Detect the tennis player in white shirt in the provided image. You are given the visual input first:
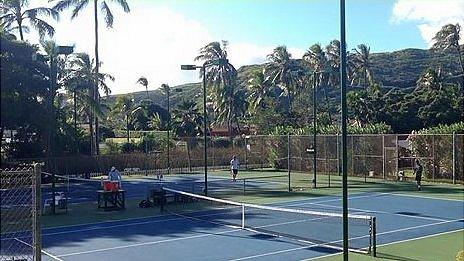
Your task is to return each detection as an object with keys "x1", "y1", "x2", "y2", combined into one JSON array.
[{"x1": 230, "y1": 155, "x2": 239, "y2": 181}]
